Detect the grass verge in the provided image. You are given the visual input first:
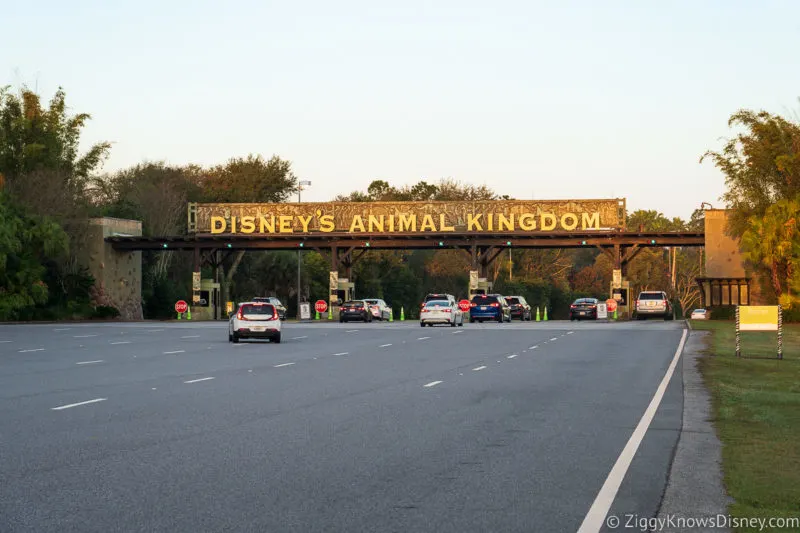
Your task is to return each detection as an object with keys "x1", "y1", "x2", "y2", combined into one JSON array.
[{"x1": 692, "y1": 320, "x2": 800, "y2": 532}]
